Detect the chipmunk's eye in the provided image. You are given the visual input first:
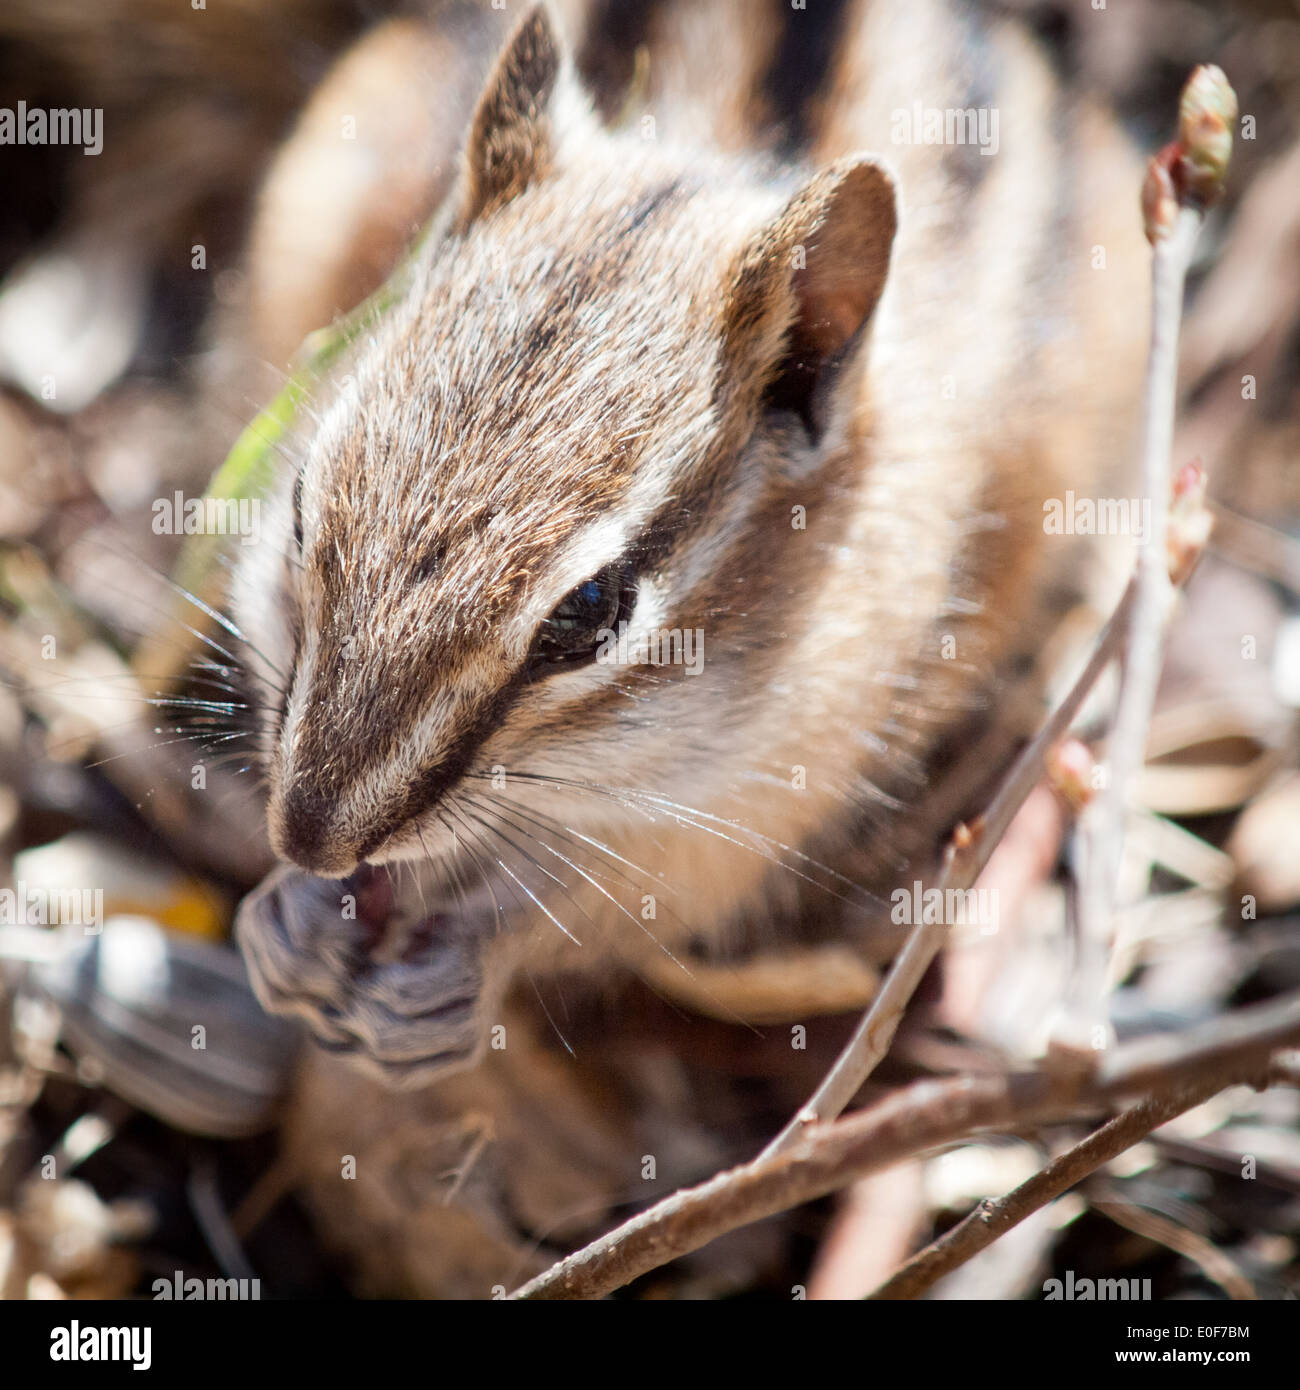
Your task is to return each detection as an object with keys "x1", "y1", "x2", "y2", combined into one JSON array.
[{"x1": 533, "y1": 565, "x2": 627, "y2": 667}]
